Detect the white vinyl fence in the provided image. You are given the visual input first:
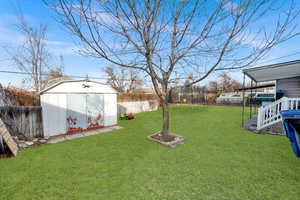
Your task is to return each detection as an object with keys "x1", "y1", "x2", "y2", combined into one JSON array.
[{"x1": 118, "y1": 100, "x2": 159, "y2": 114}]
